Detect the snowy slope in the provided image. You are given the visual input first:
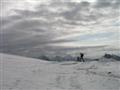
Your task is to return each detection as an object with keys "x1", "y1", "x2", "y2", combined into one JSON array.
[{"x1": 0, "y1": 53, "x2": 120, "y2": 90}]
